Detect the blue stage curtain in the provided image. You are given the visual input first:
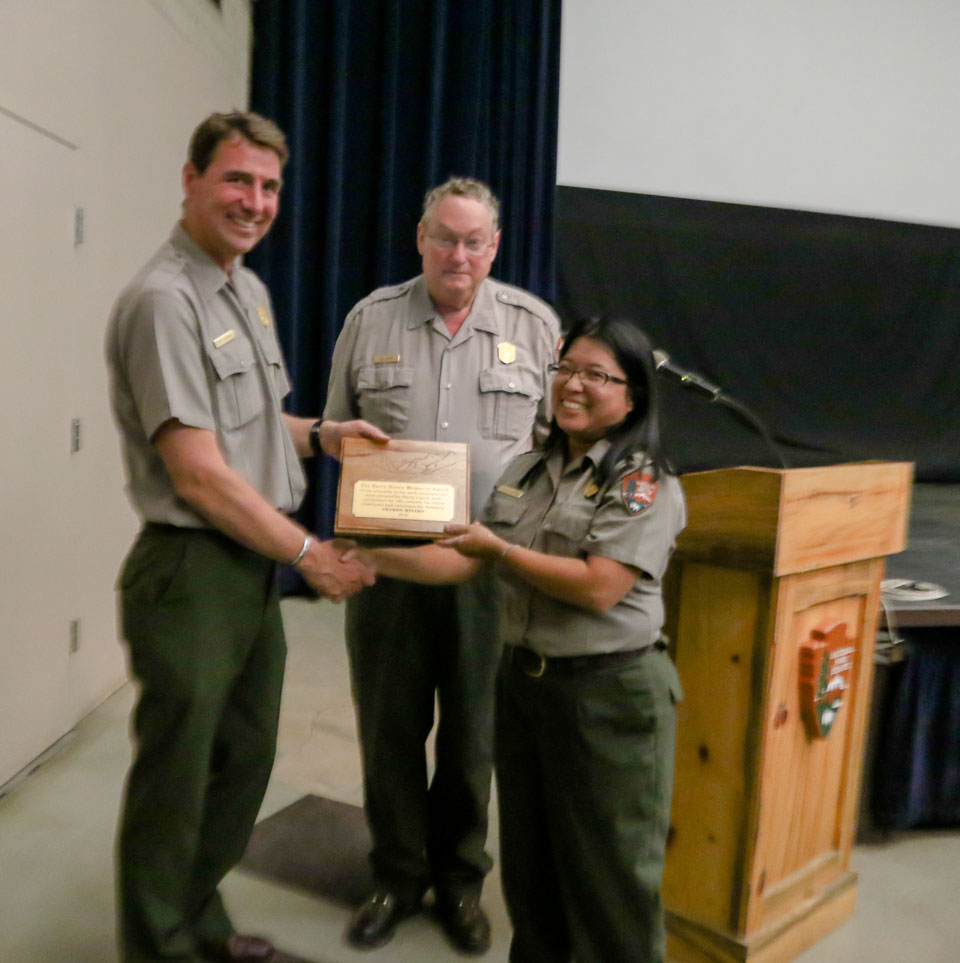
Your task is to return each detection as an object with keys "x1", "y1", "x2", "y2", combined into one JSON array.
[
  {"x1": 873, "y1": 631, "x2": 960, "y2": 828},
  {"x1": 247, "y1": 0, "x2": 562, "y2": 546}
]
